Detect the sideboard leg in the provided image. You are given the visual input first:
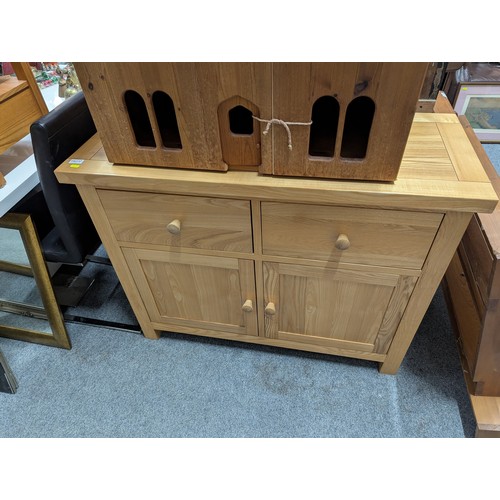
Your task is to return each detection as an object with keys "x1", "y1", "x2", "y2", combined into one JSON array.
[{"x1": 379, "y1": 211, "x2": 472, "y2": 374}]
